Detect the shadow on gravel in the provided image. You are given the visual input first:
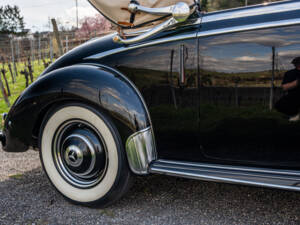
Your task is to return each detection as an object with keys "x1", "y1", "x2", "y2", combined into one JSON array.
[{"x1": 1, "y1": 168, "x2": 300, "y2": 224}]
